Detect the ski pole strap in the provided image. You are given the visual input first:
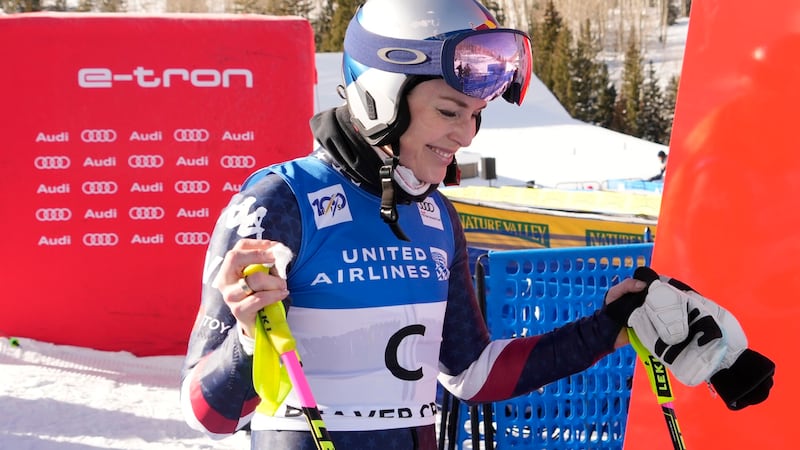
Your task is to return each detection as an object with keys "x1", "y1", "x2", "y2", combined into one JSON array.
[
  {"x1": 253, "y1": 300, "x2": 294, "y2": 416},
  {"x1": 246, "y1": 263, "x2": 296, "y2": 416}
]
